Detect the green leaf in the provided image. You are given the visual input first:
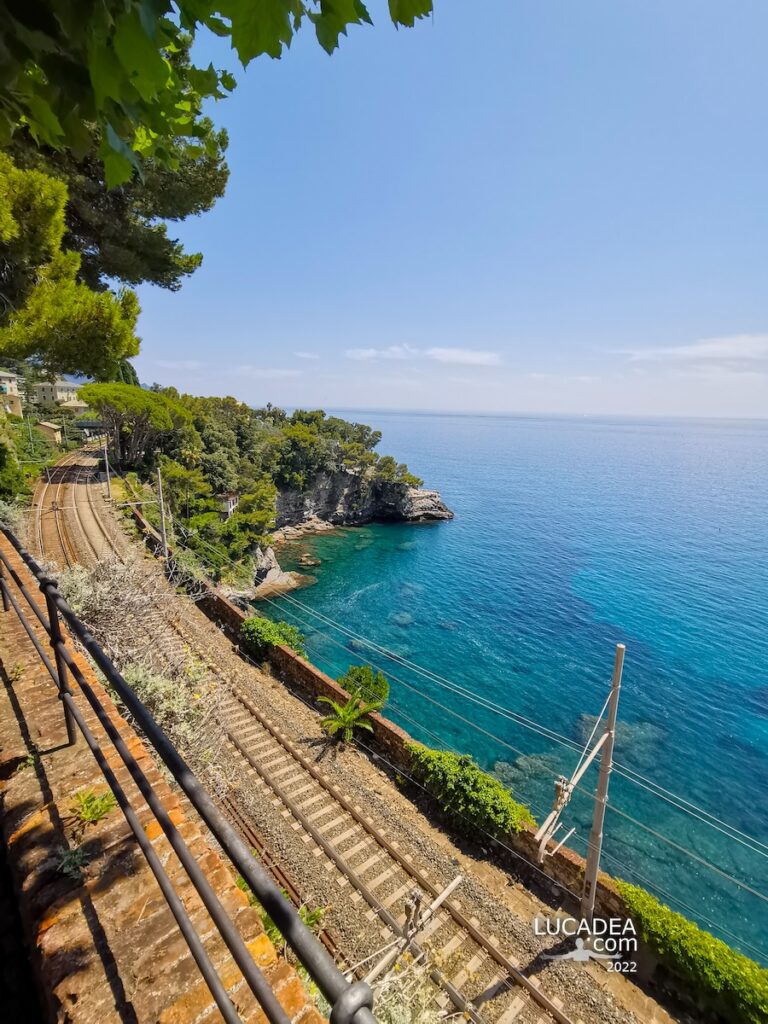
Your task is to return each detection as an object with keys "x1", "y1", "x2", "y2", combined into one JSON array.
[
  {"x1": 113, "y1": 9, "x2": 170, "y2": 101},
  {"x1": 204, "y1": 15, "x2": 232, "y2": 37},
  {"x1": 222, "y1": 0, "x2": 297, "y2": 63},
  {"x1": 0, "y1": 109, "x2": 14, "y2": 146},
  {"x1": 101, "y1": 124, "x2": 141, "y2": 188},
  {"x1": 186, "y1": 63, "x2": 220, "y2": 96},
  {"x1": 88, "y1": 38, "x2": 123, "y2": 105},
  {"x1": 310, "y1": 0, "x2": 373, "y2": 55},
  {"x1": 388, "y1": 0, "x2": 432, "y2": 27},
  {"x1": 60, "y1": 108, "x2": 95, "y2": 158},
  {"x1": 23, "y1": 93, "x2": 64, "y2": 143},
  {"x1": 220, "y1": 70, "x2": 237, "y2": 92}
]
